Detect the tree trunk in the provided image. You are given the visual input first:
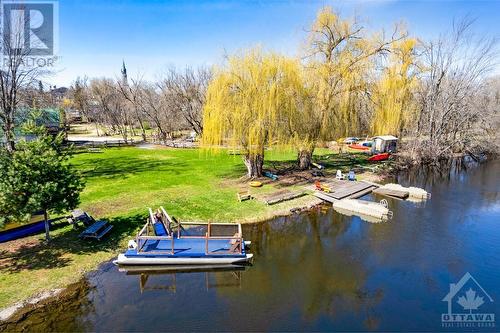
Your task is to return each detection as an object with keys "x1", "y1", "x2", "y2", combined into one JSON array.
[
  {"x1": 59, "y1": 108, "x2": 68, "y2": 140},
  {"x1": 243, "y1": 153, "x2": 264, "y2": 178},
  {"x1": 2, "y1": 118, "x2": 15, "y2": 153},
  {"x1": 158, "y1": 129, "x2": 167, "y2": 144},
  {"x1": 194, "y1": 123, "x2": 203, "y2": 136},
  {"x1": 298, "y1": 149, "x2": 313, "y2": 170},
  {"x1": 121, "y1": 127, "x2": 128, "y2": 143},
  {"x1": 44, "y1": 210, "x2": 51, "y2": 242},
  {"x1": 137, "y1": 118, "x2": 147, "y2": 142}
]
